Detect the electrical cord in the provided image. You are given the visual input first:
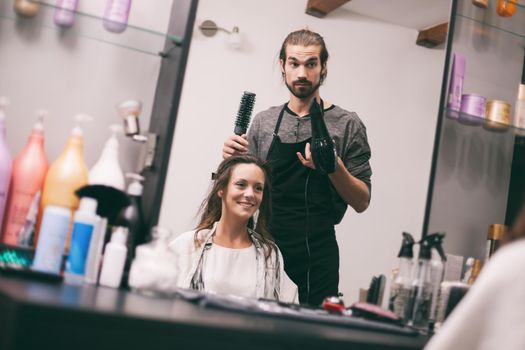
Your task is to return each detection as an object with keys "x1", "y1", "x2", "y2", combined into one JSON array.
[{"x1": 304, "y1": 170, "x2": 312, "y2": 304}]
